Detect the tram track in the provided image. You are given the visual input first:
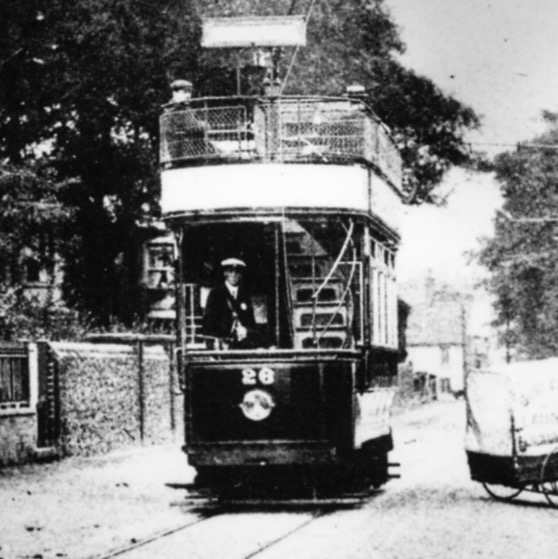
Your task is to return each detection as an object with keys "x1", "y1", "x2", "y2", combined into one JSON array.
[
  {"x1": 240, "y1": 508, "x2": 329, "y2": 559},
  {"x1": 86, "y1": 503, "x2": 333, "y2": 559},
  {"x1": 86, "y1": 512, "x2": 215, "y2": 559}
]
